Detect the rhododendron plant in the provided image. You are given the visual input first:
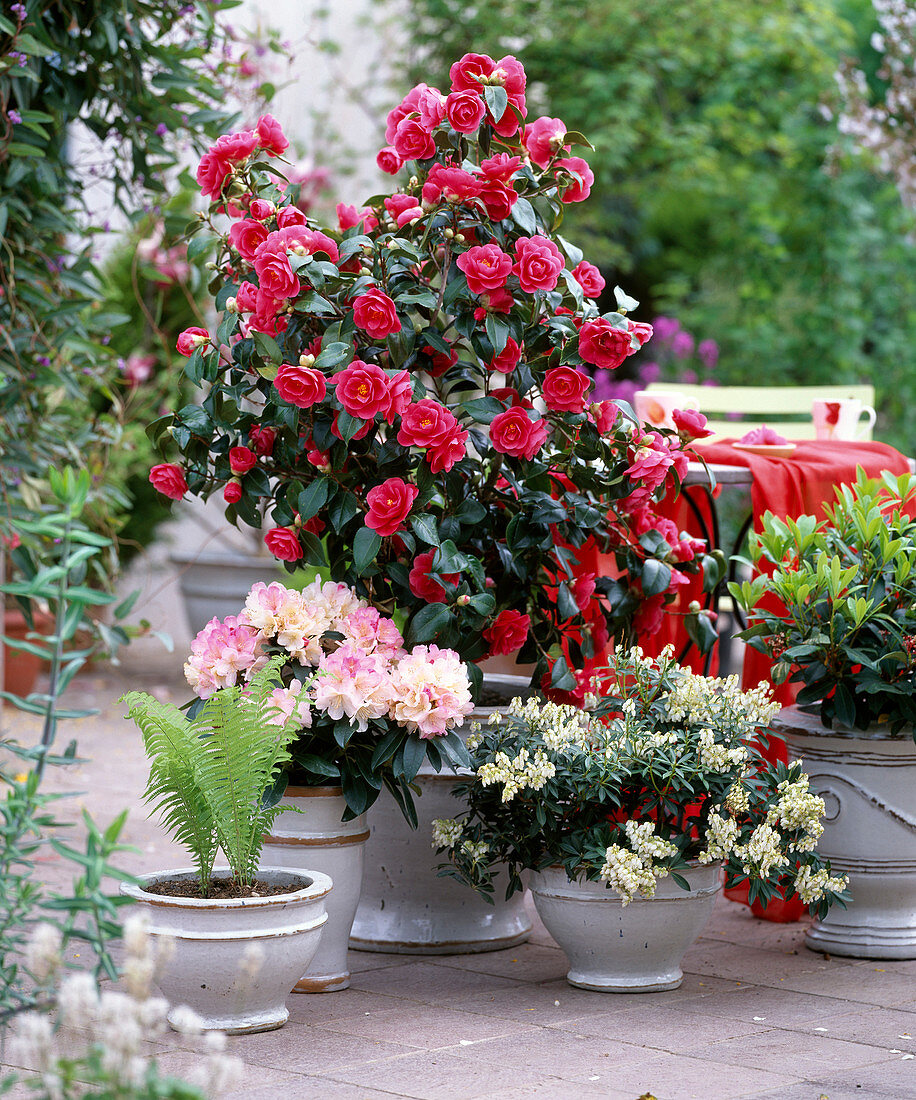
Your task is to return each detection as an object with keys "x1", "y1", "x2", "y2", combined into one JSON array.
[
  {"x1": 184, "y1": 578, "x2": 474, "y2": 817},
  {"x1": 150, "y1": 55, "x2": 718, "y2": 698}
]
